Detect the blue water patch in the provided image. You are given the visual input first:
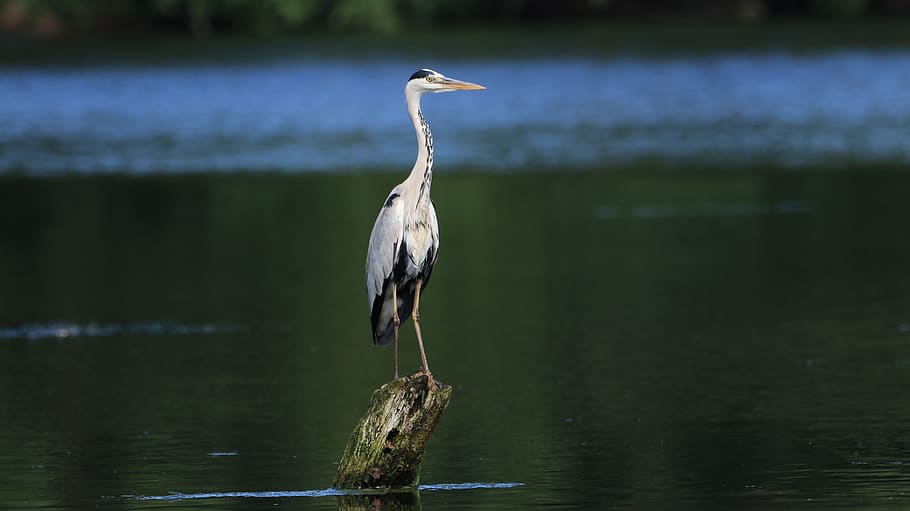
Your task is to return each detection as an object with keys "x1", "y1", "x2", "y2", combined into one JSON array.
[
  {"x1": 419, "y1": 482, "x2": 525, "y2": 491},
  {"x1": 2, "y1": 51, "x2": 909, "y2": 174},
  {"x1": 135, "y1": 482, "x2": 524, "y2": 500},
  {"x1": 137, "y1": 489, "x2": 345, "y2": 500}
]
